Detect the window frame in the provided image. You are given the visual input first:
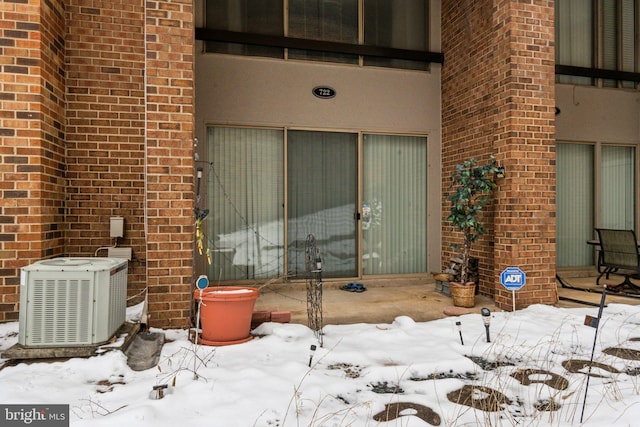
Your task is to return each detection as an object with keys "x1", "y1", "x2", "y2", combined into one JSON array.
[
  {"x1": 556, "y1": 140, "x2": 639, "y2": 268},
  {"x1": 201, "y1": 125, "x2": 430, "y2": 281},
  {"x1": 555, "y1": 0, "x2": 640, "y2": 87},
  {"x1": 196, "y1": 1, "x2": 443, "y2": 66}
]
